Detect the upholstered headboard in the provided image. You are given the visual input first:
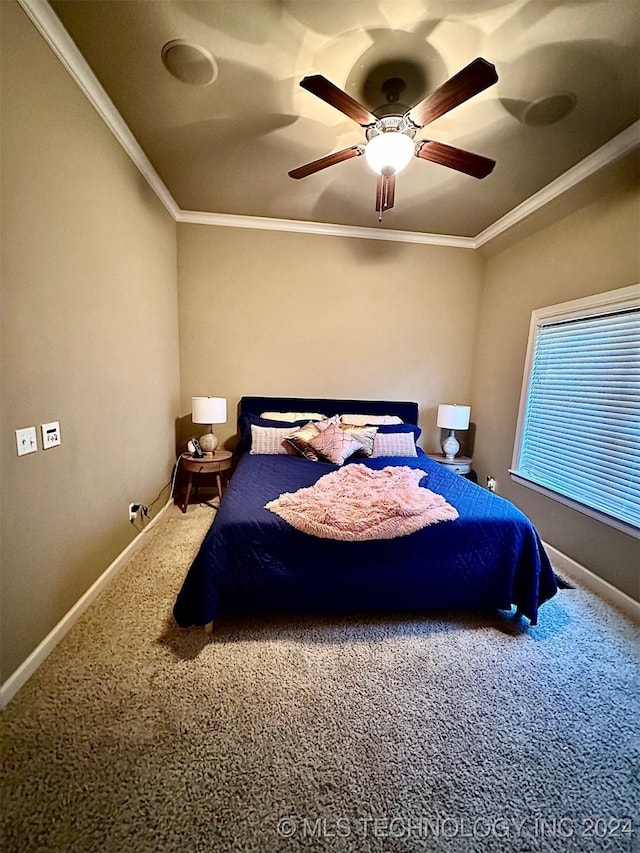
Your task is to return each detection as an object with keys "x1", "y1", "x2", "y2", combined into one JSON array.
[{"x1": 238, "y1": 396, "x2": 419, "y2": 425}]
